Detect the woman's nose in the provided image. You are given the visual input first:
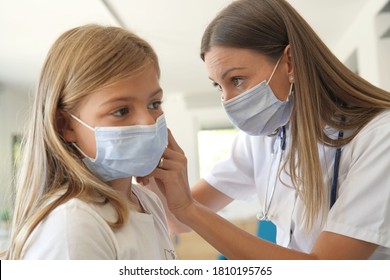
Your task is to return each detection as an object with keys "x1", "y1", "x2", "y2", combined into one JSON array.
[{"x1": 222, "y1": 90, "x2": 239, "y2": 102}]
